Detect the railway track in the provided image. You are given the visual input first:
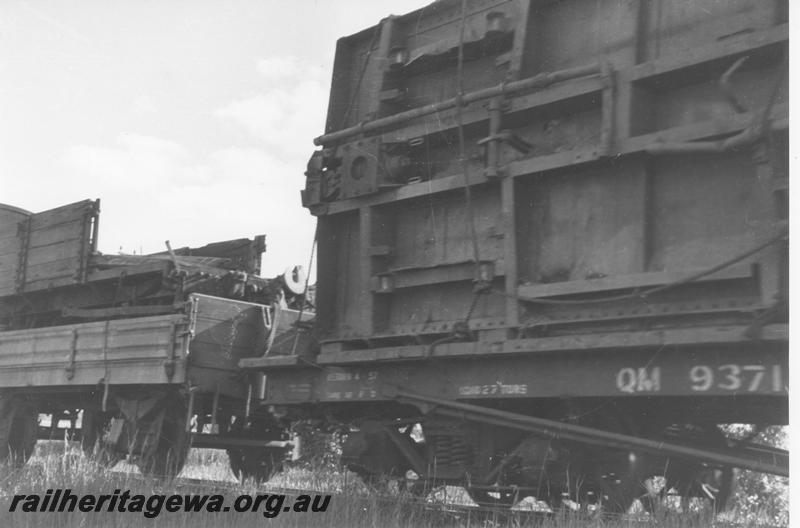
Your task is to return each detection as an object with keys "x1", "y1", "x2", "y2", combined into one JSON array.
[{"x1": 115, "y1": 471, "x2": 729, "y2": 527}]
